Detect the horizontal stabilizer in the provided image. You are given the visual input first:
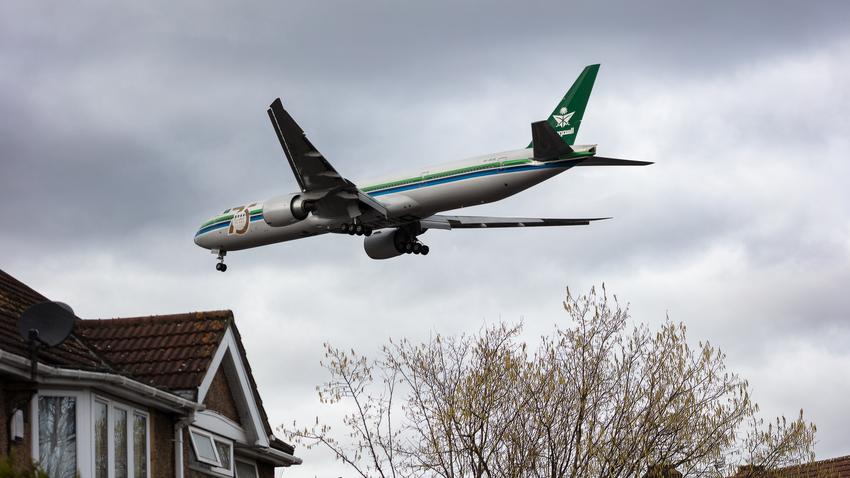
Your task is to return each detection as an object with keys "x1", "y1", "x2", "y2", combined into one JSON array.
[
  {"x1": 421, "y1": 215, "x2": 610, "y2": 230},
  {"x1": 574, "y1": 156, "x2": 653, "y2": 166},
  {"x1": 532, "y1": 121, "x2": 573, "y2": 161}
]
